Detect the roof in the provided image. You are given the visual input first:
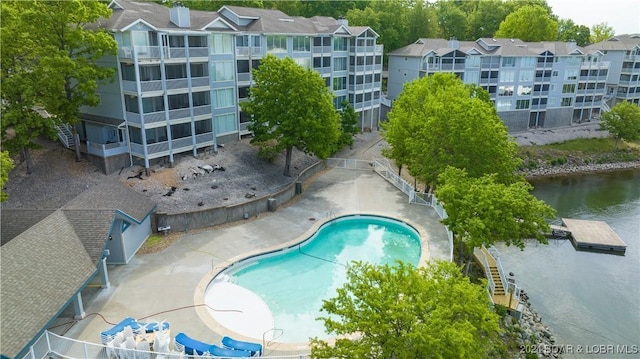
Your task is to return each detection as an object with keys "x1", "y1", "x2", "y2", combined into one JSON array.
[
  {"x1": 0, "y1": 181, "x2": 155, "y2": 359},
  {"x1": 389, "y1": 37, "x2": 598, "y2": 58},
  {"x1": 0, "y1": 211, "x2": 97, "y2": 359},
  {"x1": 587, "y1": 34, "x2": 640, "y2": 51},
  {"x1": 99, "y1": 0, "x2": 377, "y2": 38}
]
